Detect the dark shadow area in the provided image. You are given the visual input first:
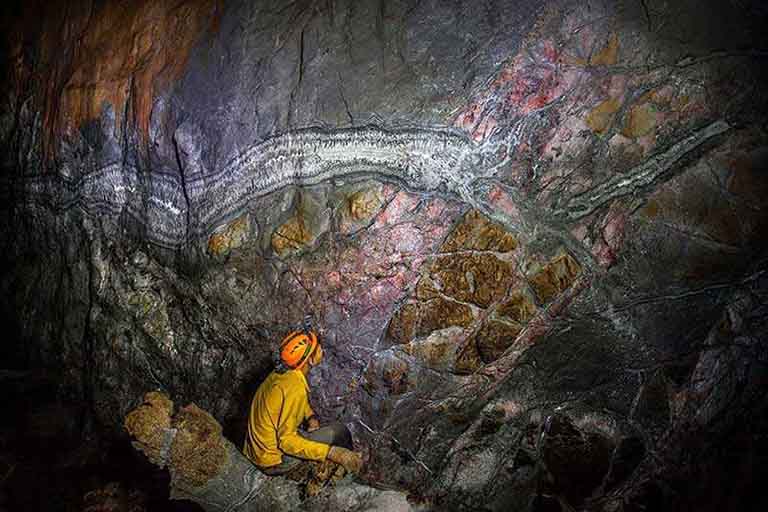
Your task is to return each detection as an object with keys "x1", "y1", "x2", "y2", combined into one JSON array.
[
  {"x1": 221, "y1": 364, "x2": 274, "y2": 448},
  {"x1": 0, "y1": 373, "x2": 203, "y2": 512}
]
